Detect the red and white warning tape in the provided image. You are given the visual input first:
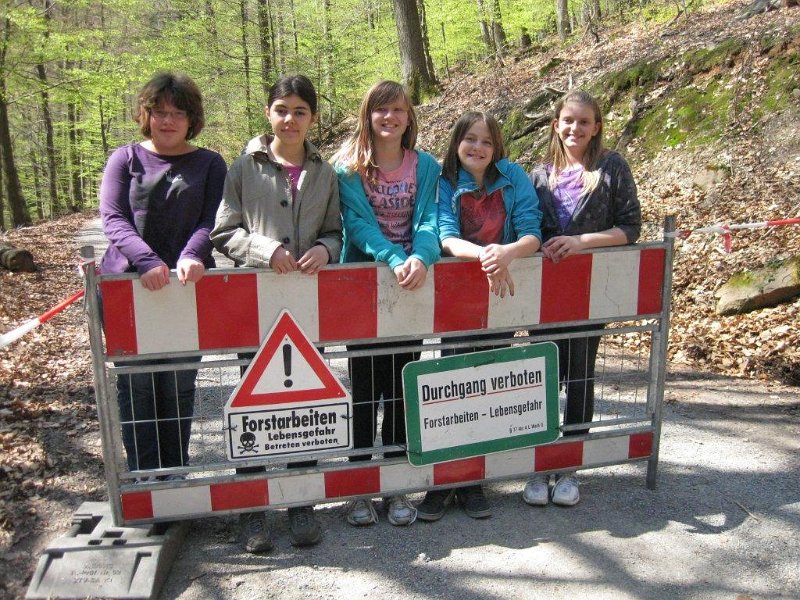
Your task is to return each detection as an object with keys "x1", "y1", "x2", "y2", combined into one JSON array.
[
  {"x1": 0, "y1": 288, "x2": 85, "y2": 350},
  {"x1": 668, "y1": 218, "x2": 800, "y2": 253}
]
